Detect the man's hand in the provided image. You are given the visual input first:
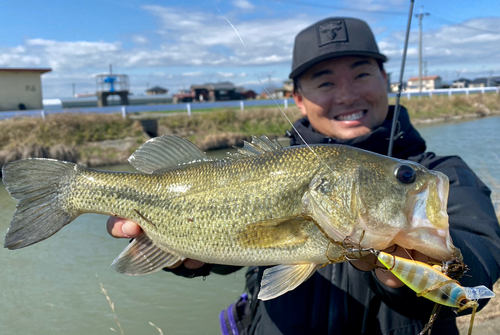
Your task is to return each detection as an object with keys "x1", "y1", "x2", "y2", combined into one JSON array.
[
  {"x1": 350, "y1": 245, "x2": 437, "y2": 288},
  {"x1": 106, "y1": 216, "x2": 205, "y2": 270}
]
